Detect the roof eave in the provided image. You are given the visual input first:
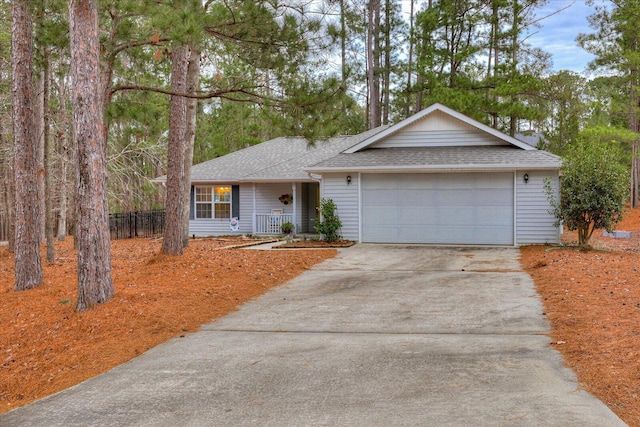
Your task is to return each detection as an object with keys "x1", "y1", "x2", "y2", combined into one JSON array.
[
  {"x1": 240, "y1": 178, "x2": 316, "y2": 183},
  {"x1": 305, "y1": 164, "x2": 561, "y2": 173}
]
